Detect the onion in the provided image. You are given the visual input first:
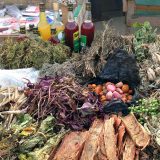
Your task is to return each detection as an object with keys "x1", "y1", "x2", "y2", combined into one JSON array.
[
  {"x1": 116, "y1": 82, "x2": 123, "y2": 88},
  {"x1": 113, "y1": 91, "x2": 122, "y2": 99},
  {"x1": 107, "y1": 84, "x2": 116, "y2": 92},
  {"x1": 106, "y1": 91, "x2": 113, "y2": 100},
  {"x1": 116, "y1": 88, "x2": 123, "y2": 94}
]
